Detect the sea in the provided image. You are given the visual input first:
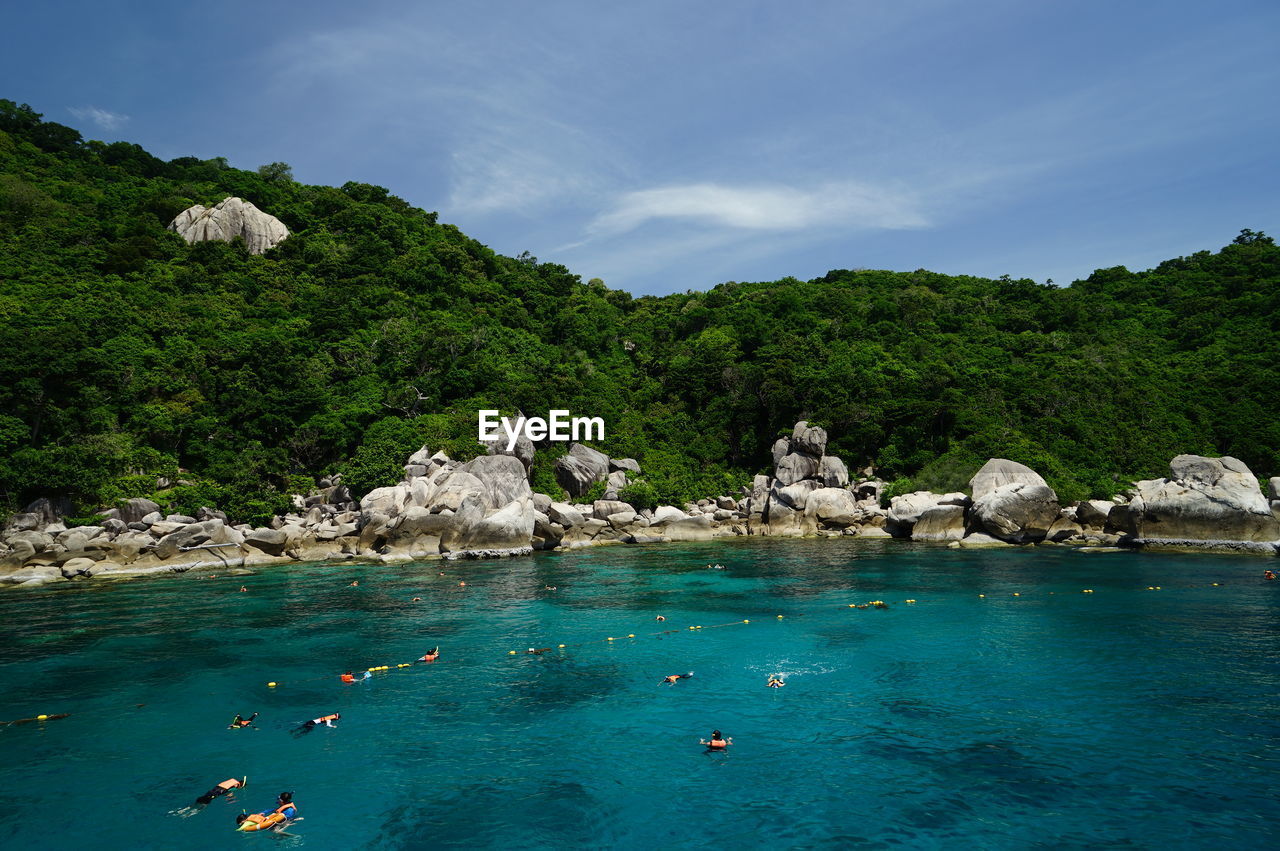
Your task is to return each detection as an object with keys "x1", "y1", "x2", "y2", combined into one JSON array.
[{"x1": 0, "y1": 539, "x2": 1277, "y2": 849}]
